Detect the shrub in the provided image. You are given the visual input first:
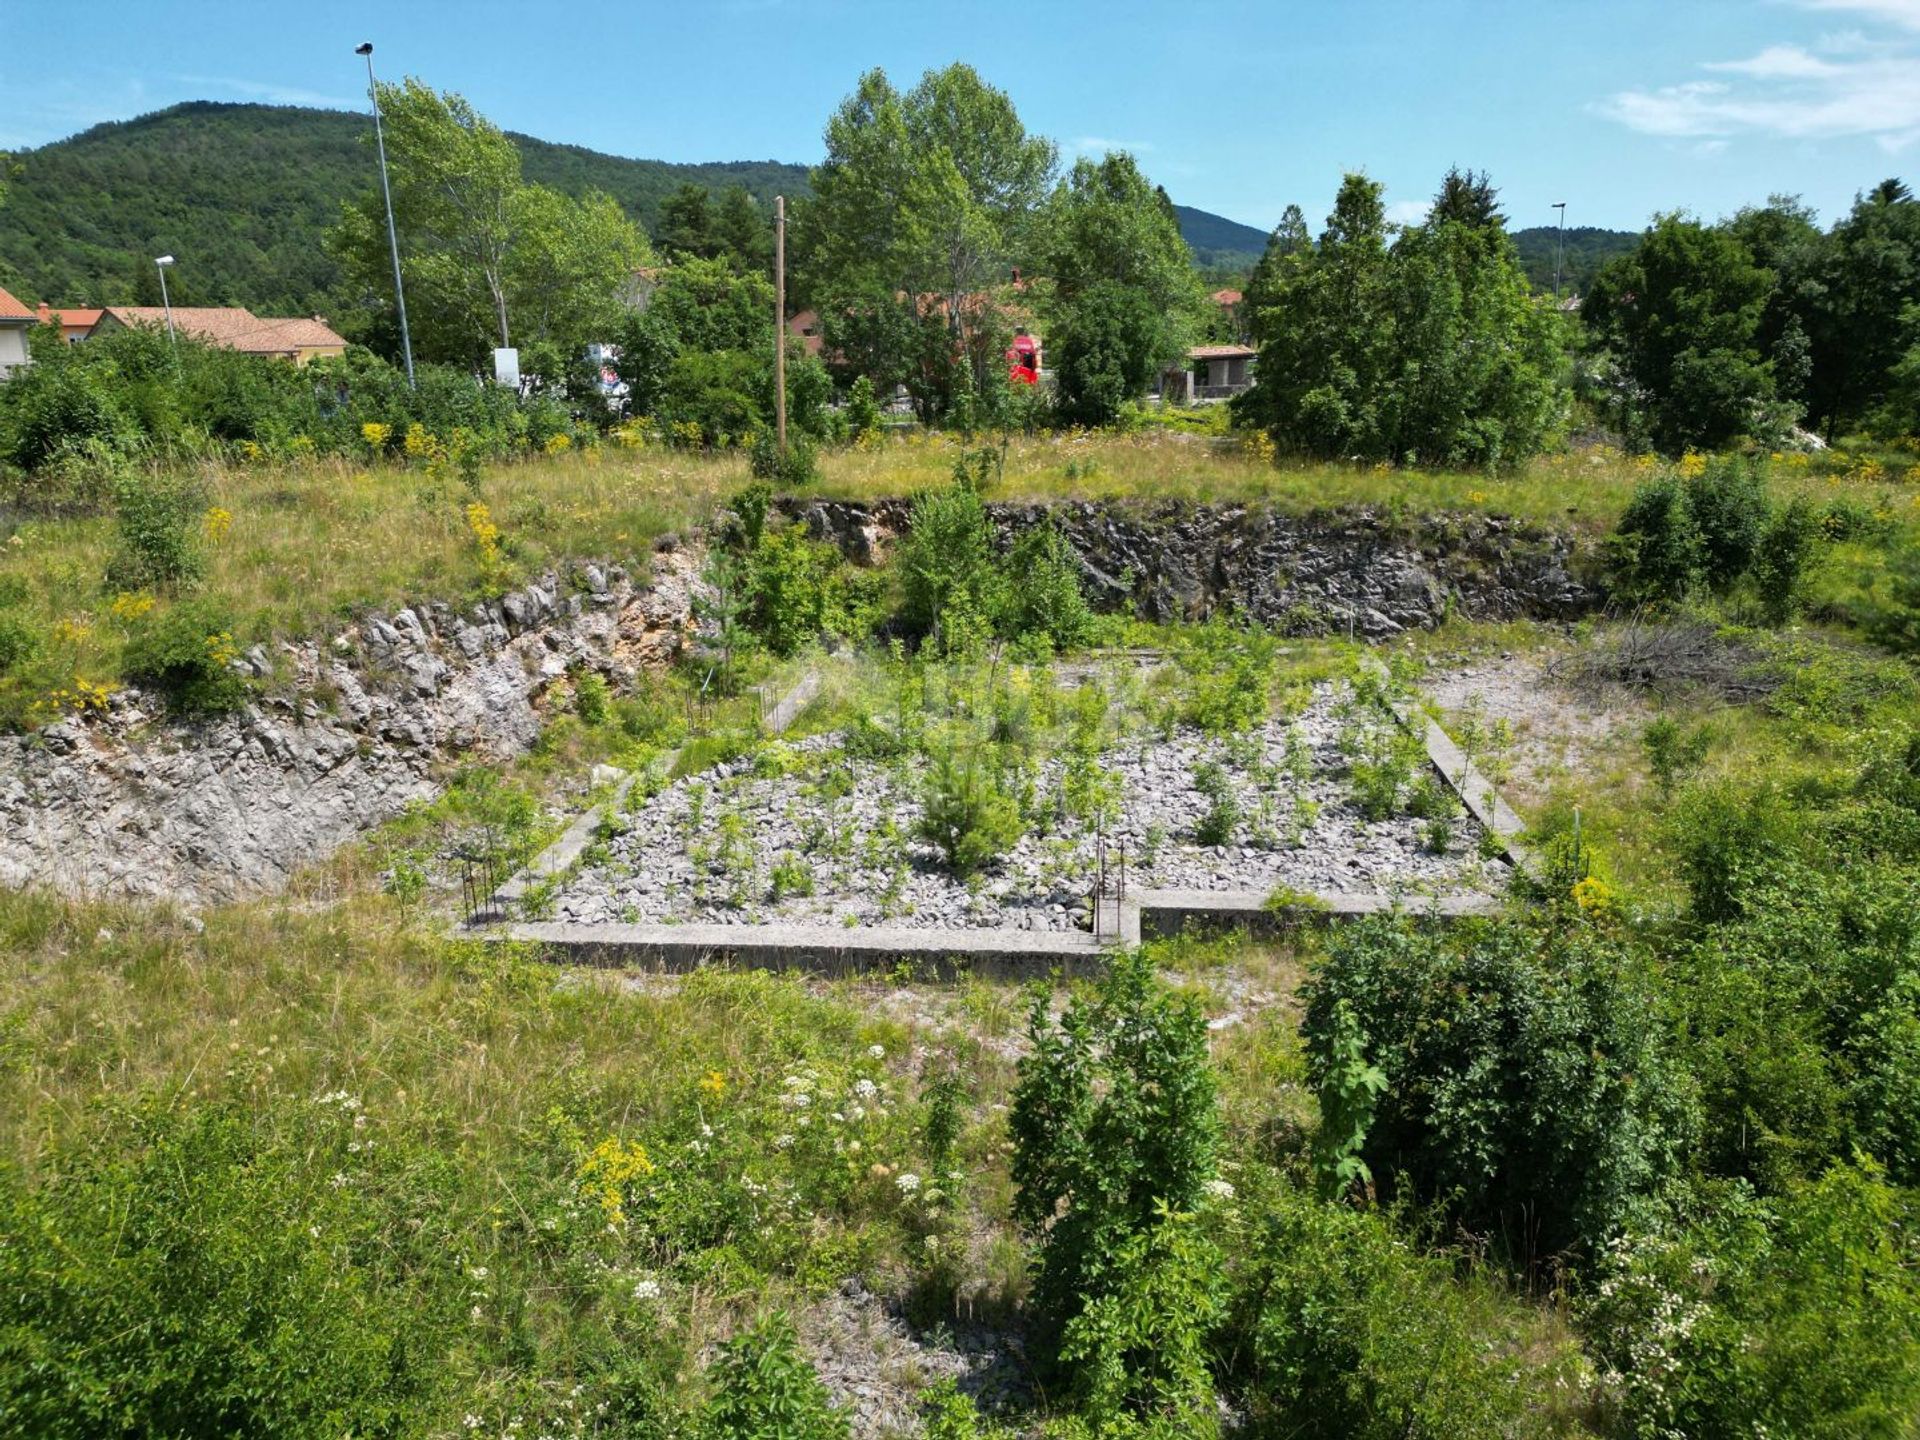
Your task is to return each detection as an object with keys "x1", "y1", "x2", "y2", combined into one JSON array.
[
  {"x1": 745, "y1": 524, "x2": 839, "y2": 657},
  {"x1": 702, "y1": 1313, "x2": 847, "y2": 1440},
  {"x1": 915, "y1": 744, "x2": 1023, "y2": 876},
  {"x1": 0, "y1": 1101, "x2": 439, "y2": 1440},
  {"x1": 572, "y1": 669, "x2": 611, "y2": 725},
  {"x1": 1175, "y1": 617, "x2": 1276, "y2": 736},
  {"x1": 122, "y1": 597, "x2": 249, "y2": 715},
  {"x1": 1609, "y1": 470, "x2": 1702, "y2": 602},
  {"x1": 1643, "y1": 713, "x2": 1711, "y2": 801},
  {"x1": 898, "y1": 478, "x2": 1004, "y2": 655},
  {"x1": 1584, "y1": 1162, "x2": 1920, "y2": 1439},
  {"x1": 1750, "y1": 495, "x2": 1819, "y2": 626},
  {"x1": 844, "y1": 374, "x2": 882, "y2": 441},
  {"x1": 1002, "y1": 518, "x2": 1096, "y2": 652},
  {"x1": 107, "y1": 469, "x2": 205, "y2": 591},
  {"x1": 748, "y1": 427, "x2": 819, "y2": 486},
  {"x1": 1684, "y1": 454, "x2": 1769, "y2": 590},
  {"x1": 1304, "y1": 916, "x2": 1696, "y2": 1263},
  {"x1": 1192, "y1": 760, "x2": 1240, "y2": 846},
  {"x1": 1223, "y1": 1182, "x2": 1578, "y2": 1440},
  {"x1": 0, "y1": 614, "x2": 37, "y2": 675},
  {"x1": 1010, "y1": 949, "x2": 1221, "y2": 1370}
]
